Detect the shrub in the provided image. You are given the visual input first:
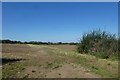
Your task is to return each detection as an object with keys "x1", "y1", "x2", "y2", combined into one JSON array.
[{"x1": 77, "y1": 29, "x2": 118, "y2": 60}]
